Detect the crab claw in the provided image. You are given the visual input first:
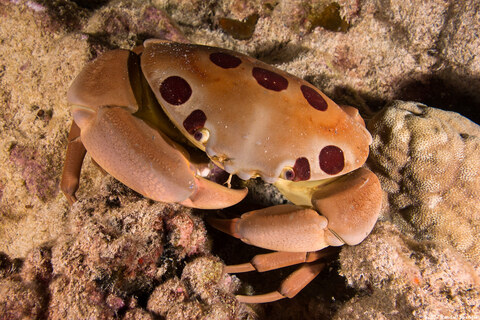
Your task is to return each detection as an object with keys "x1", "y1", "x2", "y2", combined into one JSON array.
[
  {"x1": 72, "y1": 105, "x2": 247, "y2": 209},
  {"x1": 208, "y1": 167, "x2": 382, "y2": 251},
  {"x1": 311, "y1": 167, "x2": 382, "y2": 246},
  {"x1": 179, "y1": 176, "x2": 247, "y2": 209},
  {"x1": 72, "y1": 105, "x2": 246, "y2": 209},
  {"x1": 66, "y1": 49, "x2": 246, "y2": 209},
  {"x1": 209, "y1": 204, "x2": 332, "y2": 252}
]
